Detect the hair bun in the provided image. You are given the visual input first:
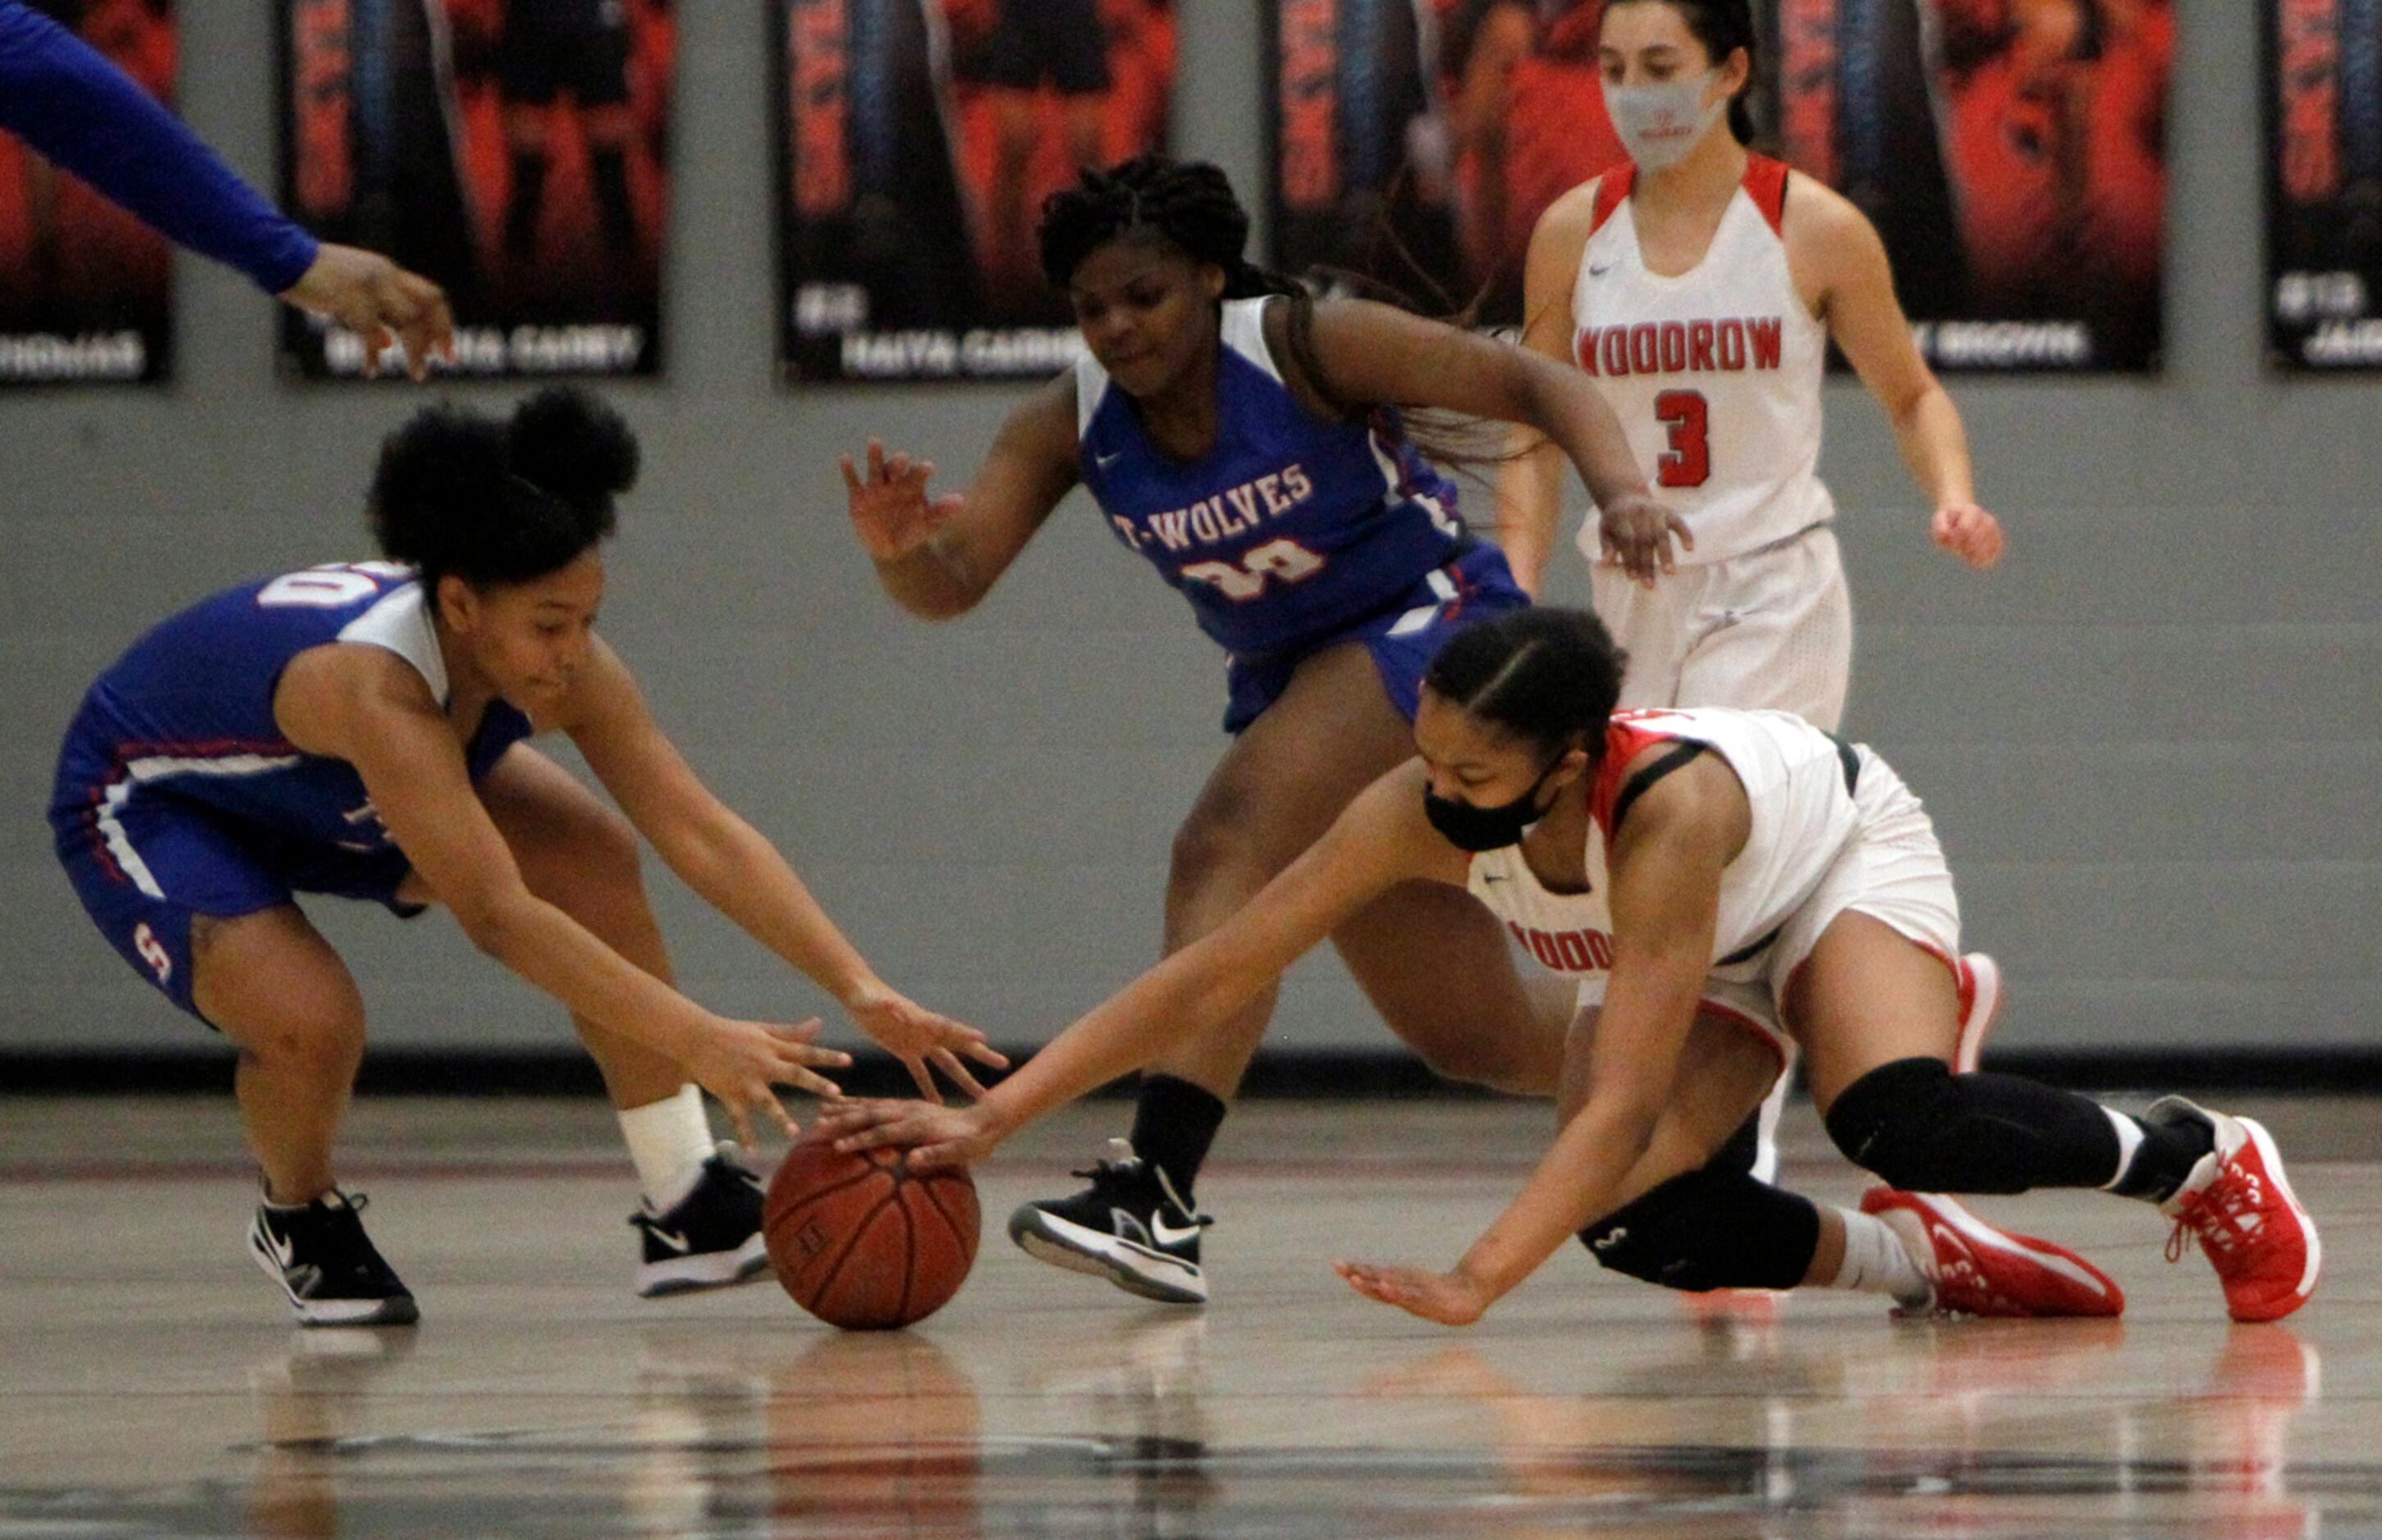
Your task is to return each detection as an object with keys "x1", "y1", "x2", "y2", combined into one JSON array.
[{"x1": 508, "y1": 386, "x2": 640, "y2": 508}]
